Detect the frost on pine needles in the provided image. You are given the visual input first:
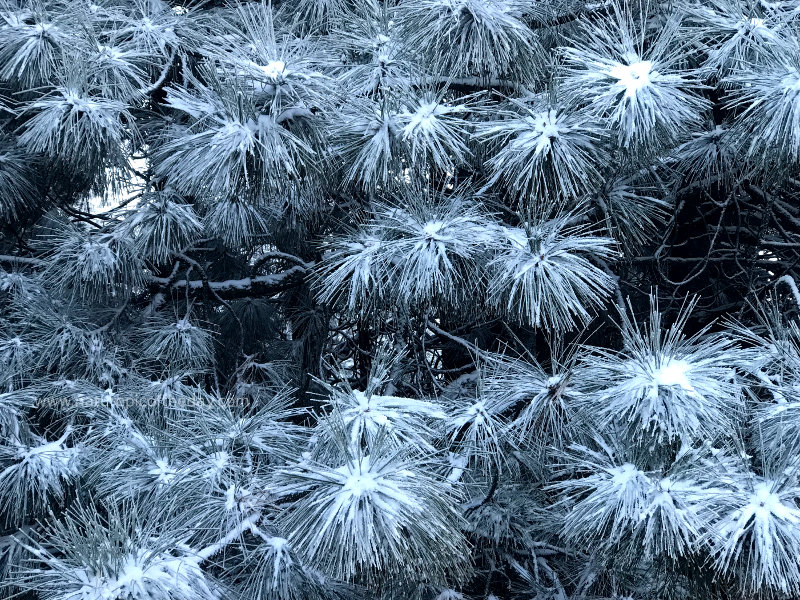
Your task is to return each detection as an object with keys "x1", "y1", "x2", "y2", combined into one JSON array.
[
  {"x1": 398, "y1": 0, "x2": 542, "y2": 80},
  {"x1": 479, "y1": 98, "x2": 604, "y2": 202},
  {"x1": 324, "y1": 385, "x2": 444, "y2": 449},
  {"x1": 156, "y1": 73, "x2": 313, "y2": 197},
  {"x1": 317, "y1": 193, "x2": 495, "y2": 311},
  {"x1": 480, "y1": 353, "x2": 583, "y2": 446},
  {"x1": 561, "y1": 6, "x2": 707, "y2": 151},
  {"x1": 42, "y1": 226, "x2": 142, "y2": 302},
  {"x1": 585, "y1": 297, "x2": 744, "y2": 444},
  {"x1": 18, "y1": 85, "x2": 133, "y2": 189},
  {"x1": 0, "y1": 426, "x2": 80, "y2": 526},
  {"x1": 687, "y1": 0, "x2": 786, "y2": 76},
  {"x1": 16, "y1": 501, "x2": 219, "y2": 600},
  {"x1": 400, "y1": 94, "x2": 471, "y2": 173},
  {"x1": 724, "y1": 50, "x2": 800, "y2": 170},
  {"x1": 710, "y1": 477, "x2": 800, "y2": 596},
  {"x1": 4, "y1": 0, "x2": 800, "y2": 598},
  {"x1": 487, "y1": 216, "x2": 616, "y2": 330},
  {"x1": 274, "y1": 432, "x2": 470, "y2": 585},
  {"x1": 554, "y1": 442, "x2": 708, "y2": 561},
  {"x1": 116, "y1": 191, "x2": 202, "y2": 264}
]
